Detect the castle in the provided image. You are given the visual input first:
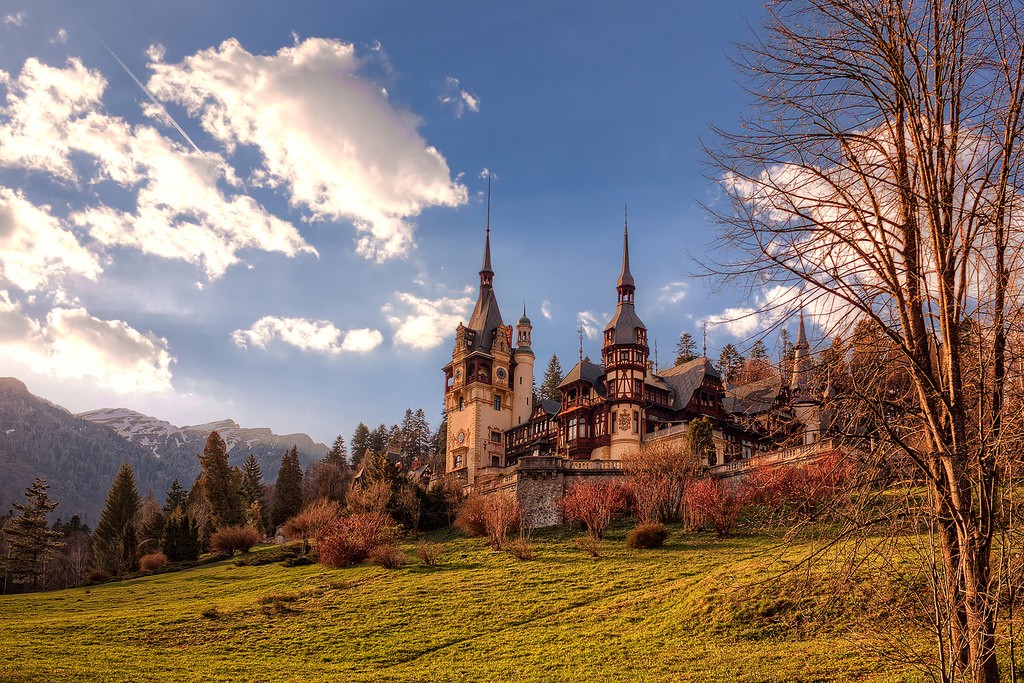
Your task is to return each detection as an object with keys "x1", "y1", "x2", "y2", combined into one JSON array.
[{"x1": 442, "y1": 216, "x2": 831, "y2": 525}]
